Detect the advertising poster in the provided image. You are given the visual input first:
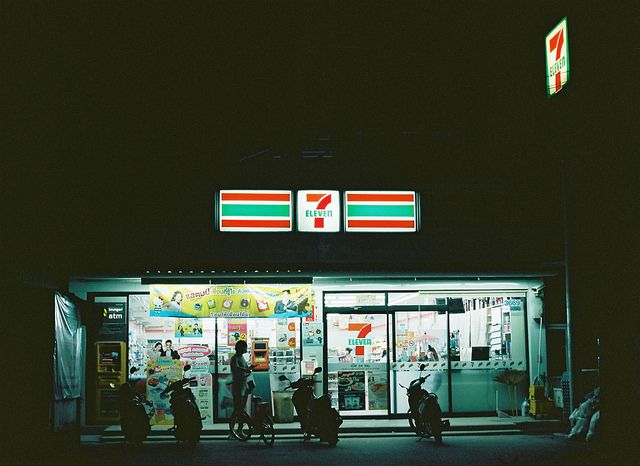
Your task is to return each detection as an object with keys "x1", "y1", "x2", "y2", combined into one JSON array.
[
  {"x1": 368, "y1": 371, "x2": 388, "y2": 410},
  {"x1": 338, "y1": 371, "x2": 366, "y2": 411},
  {"x1": 174, "y1": 318, "x2": 203, "y2": 338},
  {"x1": 276, "y1": 319, "x2": 297, "y2": 350},
  {"x1": 194, "y1": 373, "x2": 213, "y2": 424},
  {"x1": 302, "y1": 322, "x2": 323, "y2": 346},
  {"x1": 149, "y1": 284, "x2": 313, "y2": 318},
  {"x1": 227, "y1": 320, "x2": 247, "y2": 346},
  {"x1": 145, "y1": 358, "x2": 184, "y2": 425}
]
